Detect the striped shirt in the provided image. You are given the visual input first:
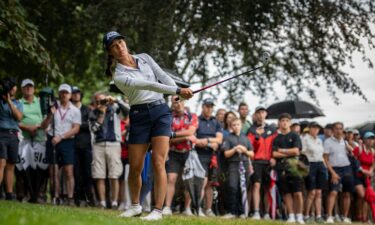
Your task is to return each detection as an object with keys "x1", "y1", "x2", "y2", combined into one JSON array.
[{"x1": 113, "y1": 53, "x2": 178, "y2": 106}]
